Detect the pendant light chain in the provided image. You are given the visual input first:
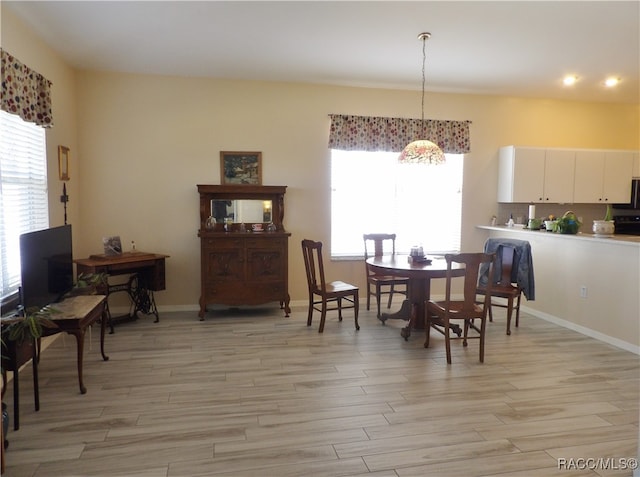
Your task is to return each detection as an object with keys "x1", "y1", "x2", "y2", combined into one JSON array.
[{"x1": 420, "y1": 33, "x2": 426, "y2": 129}]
